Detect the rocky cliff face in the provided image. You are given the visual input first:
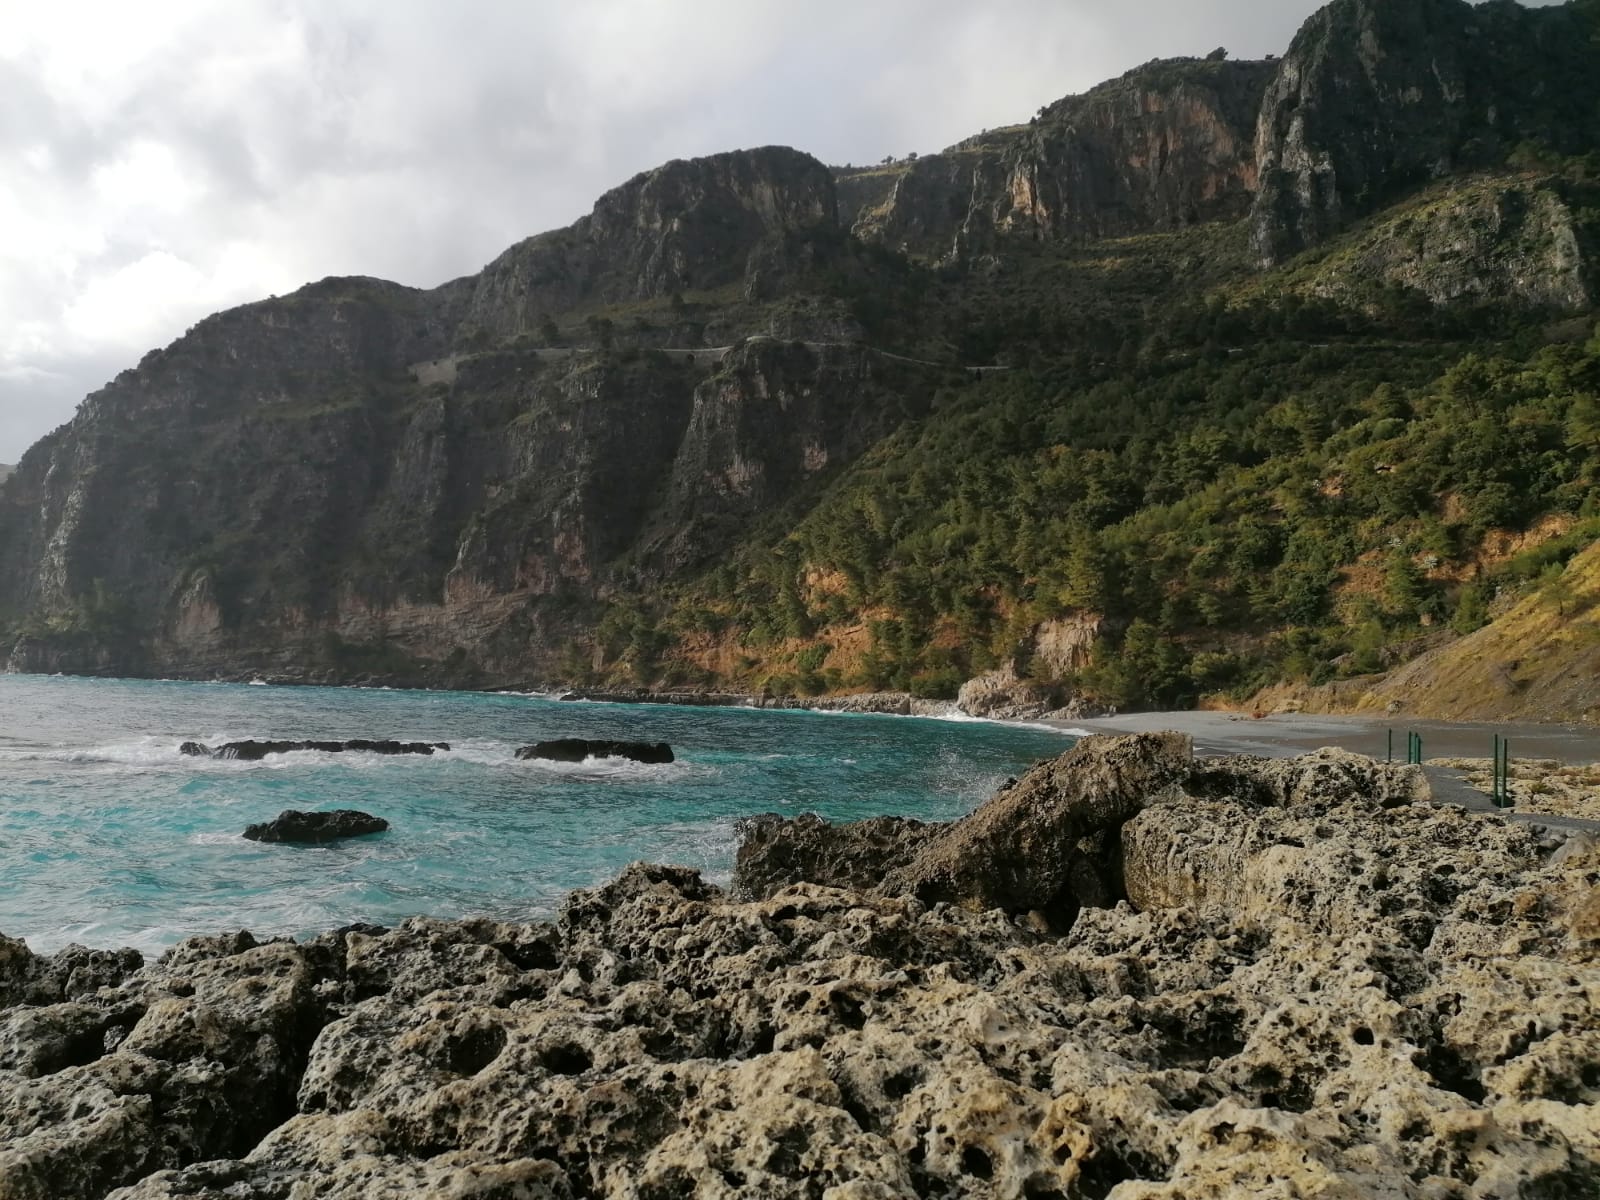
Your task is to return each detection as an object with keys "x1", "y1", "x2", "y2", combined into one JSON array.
[
  {"x1": 0, "y1": 309, "x2": 929, "y2": 683},
  {"x1": 449, "y1": 147, "x2": 838, "y2": 340},
  {"x1": 1251, "y1": 0, "x2": 1600, "y2": 264},
  {"x1": 1275, "y1": 171, "x2": 1600, "y2": 311},
  {"x1": 846, "y1": 58, "x2": 1275, "y2": 261}
]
